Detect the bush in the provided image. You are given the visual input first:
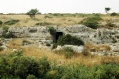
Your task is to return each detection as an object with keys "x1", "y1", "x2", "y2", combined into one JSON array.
[
  {"x1": 46, "y1": 70, "x2": 58, "y2": 79},
  {"x1": 44, "y1": 16, "x2": 52, "y2": 19},
  {"x1": 0, "y1": 51, "x2": 50, "y2": 79},
  {"x1": 106, "y1": 21, "x2": 116, "y2": 27},
  {"x1": 0, "y1": 20, "x2": 3, "y2": 25},
  {"x1": 81, "y1": 16, "x2": 102, "y2": 29},
  {"x1": 82, "y1": 48, "x2": 91, "y2": 56},
  {"x1": 22, "y1": 40, "x2": 31, "y2": 46},
  {"x1": 35, "y1": 22, "x2": 53, "y2": 26},
  {"x1": 63, "y1": 47, "x2": 75, "y2": 58},
  {"x1": 26, "y1": 74, "x2": 37, "y2": 79},
  {"x1": 10, "y1": 49, "x2": 23, "y2": 57},
  {"x1": 2, "y1": 32, "x2": 14, "y2": 38},
  {"x1": 4, "y1": 19, "x2": 19, "y2": 25},
  {"x1": 48, "y1": 27, "x2": 57, "y2": 43},
  {"x1": 55, "y1": 47, "x2": 75, "y2": 58},
  {"x1": 57, "y1": 34, "x2": 84, "y2": 46},
  {"x1": 1, "y1": 51, "x2": 119, "y2": 79},
  {"x1": 83, "y1": 20, "x2": 98, "y2": 29},
  {"x1": 35, "y1": 22, "x2": 42, "y2": 26},
  {"x1": 2, "y1": 25, "x2": 9, "y2": 32},
  {"x1": 2, "y1": 26, "x2": 15, "y2": 38},
  {"x1": 38, "y1": 57, "x2": 50, "y2": 77},
  {"x1": 48, "y1": 27, "x2": 56, "y2": 36},
  {"x1": 0, "y1": 75, "x2": 20, "y2": 79},
  {"x1": 0, "y1": 47, "x2": 4, "y2": 51},
  {"x1": 111, "y1": 12, "x2": 118, "y2": 16}
]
